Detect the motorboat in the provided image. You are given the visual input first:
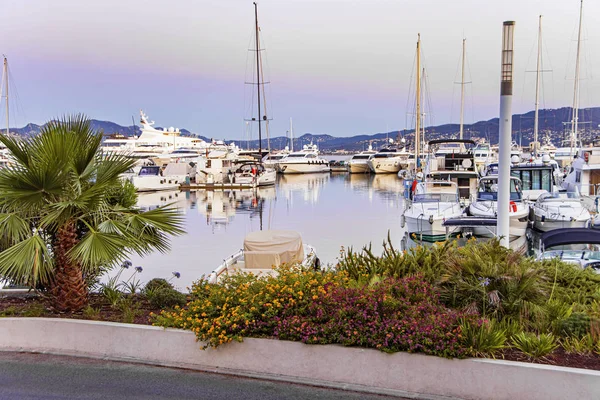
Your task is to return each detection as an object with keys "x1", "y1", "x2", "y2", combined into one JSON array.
[
  {"x1": 426, "y1": 139, "x2": 479, "y2": 202},
  {"x1": 208, "y1": 230, "x2": 318, "y2": 283},
  {"x1": 130, "y1": 162, "x2": 193, "y2": 192},
  {"x1": 226, "y1": 162, "x2": 277, "y2": 187},
  {"x1": 467, "y1": 175, "x2": 529, "y2": 239},
  {"x1": 403, "y1": 181, "x2": 464, "y2": 242},
  {"x1": 367, "y1": 147, "x2": 410, "y2": 174},
  {"x1": 532, "y1": 191, "x2": 591, "y2": 232},
  {"x1": 483, "y1": 155, "x2": 564, "y2": 202},
  {"x1": 537, "y1": 228, "x2": 600, "y2": 272},
  {"x1": 262, "y1": 148, "x2": 290, "y2": 170},
  {"x1": 348, "y1": 146, "x2": 377, "y2": 173},
  {"x1": 472, "y1": 141, "x2": 496, "y2": 174},
  {"x1": 277, "y1": 144, "x2": 330, "y2": 174}
]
